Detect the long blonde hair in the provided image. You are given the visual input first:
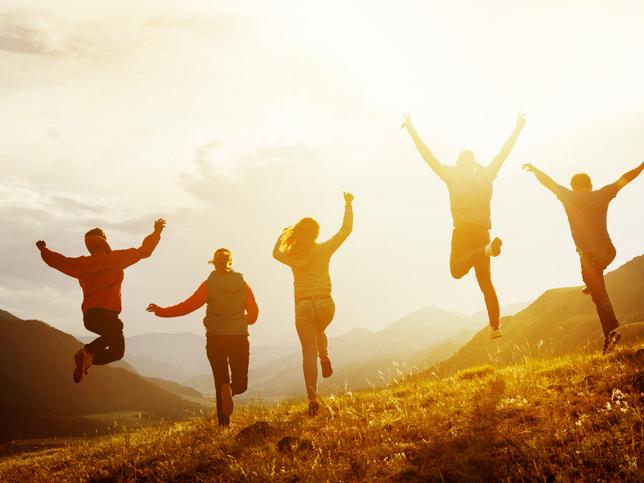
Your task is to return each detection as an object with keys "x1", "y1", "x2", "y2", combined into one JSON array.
[{"x1": 280, "y1": 217, "x2": 320, "y2": 257}]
